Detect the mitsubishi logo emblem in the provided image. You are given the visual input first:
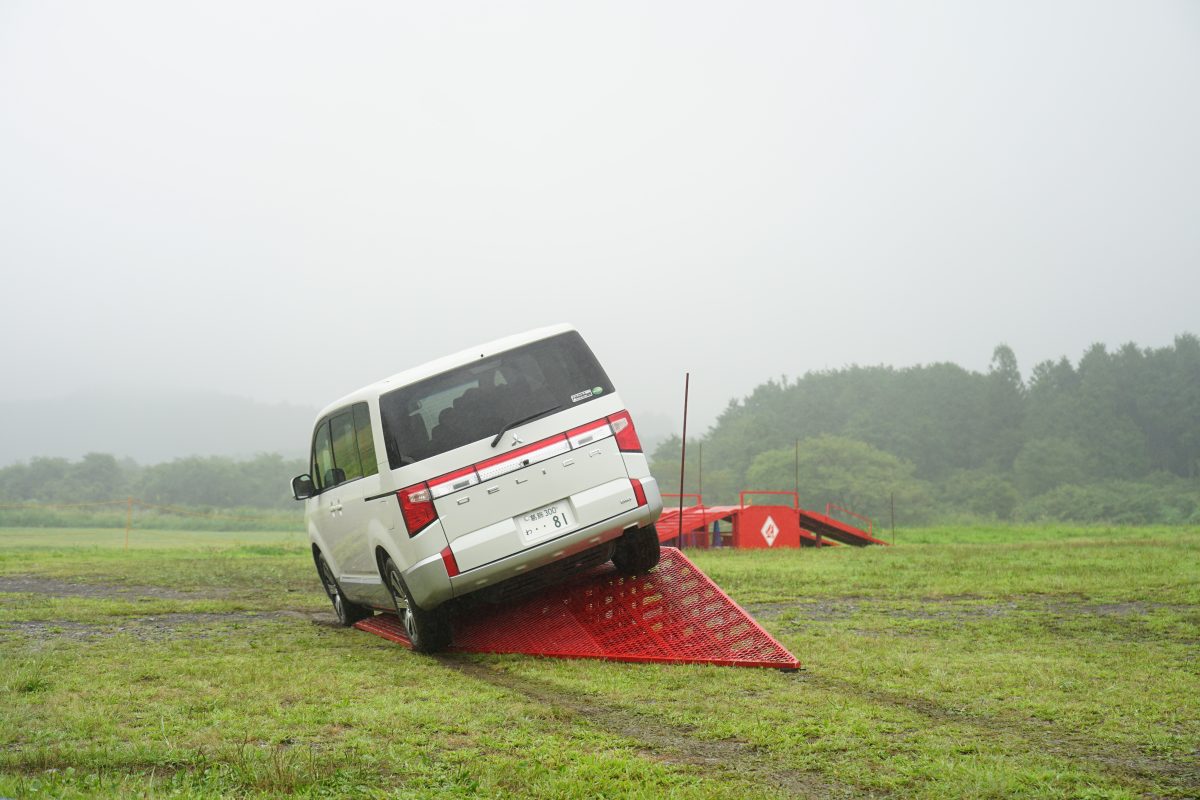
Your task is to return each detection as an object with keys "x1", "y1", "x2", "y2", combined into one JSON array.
[
  {"x1": 510, "y1": 435, "x2": 525, "y2": 448},
  {"x1": 761, "y1": 515, "x2": 779, "y2": 547}
]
